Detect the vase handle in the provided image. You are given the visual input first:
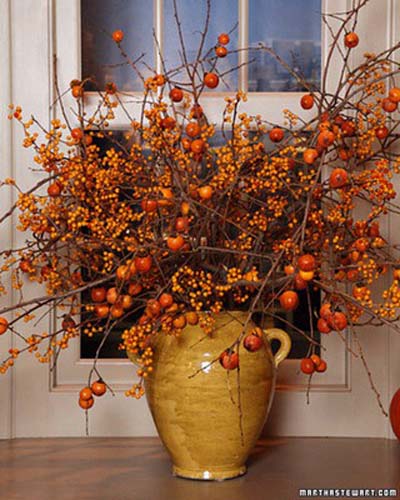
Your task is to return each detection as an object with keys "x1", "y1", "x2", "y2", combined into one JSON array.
[{"x1": 263, "y1": 328, "x2": 292, "y2": 367}]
